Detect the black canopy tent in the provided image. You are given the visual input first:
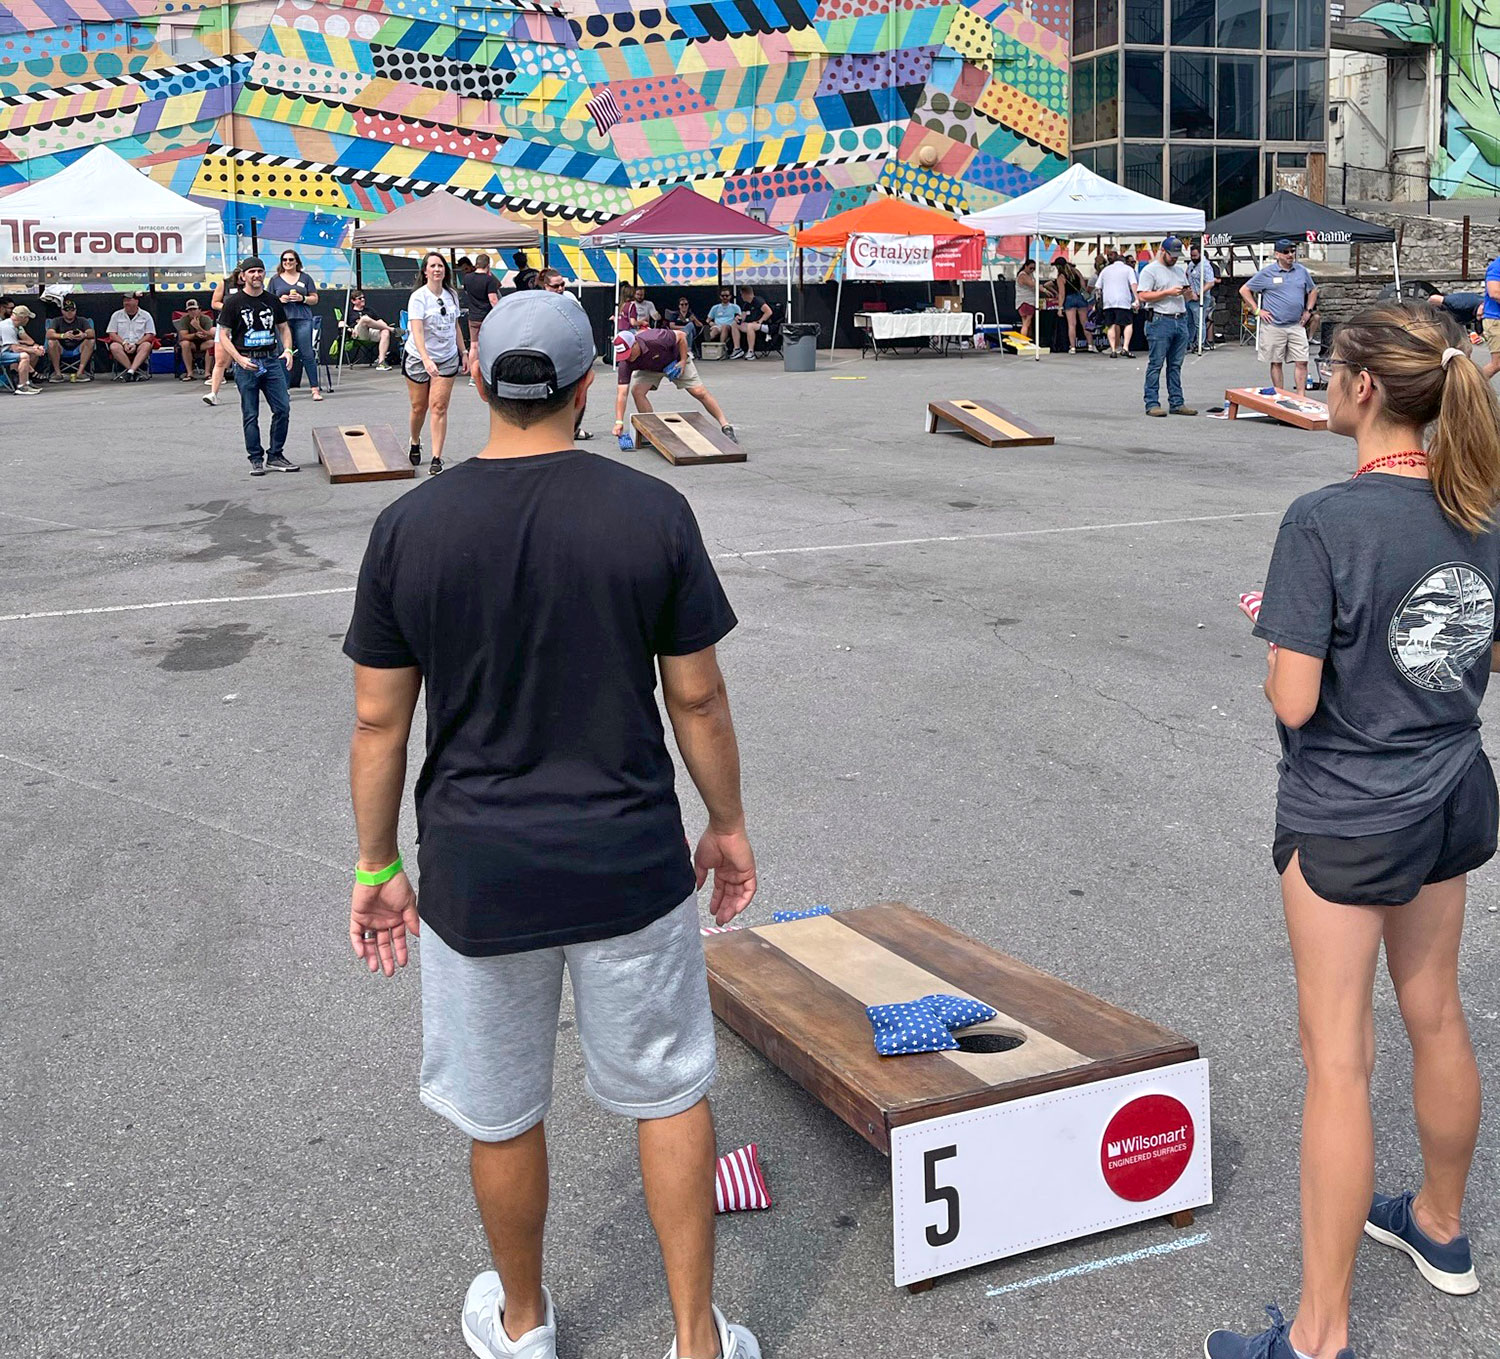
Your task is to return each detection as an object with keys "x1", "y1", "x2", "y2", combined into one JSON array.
[{"x1": 1205, "y1": 190, "x2": 1399, "y2": 285}]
